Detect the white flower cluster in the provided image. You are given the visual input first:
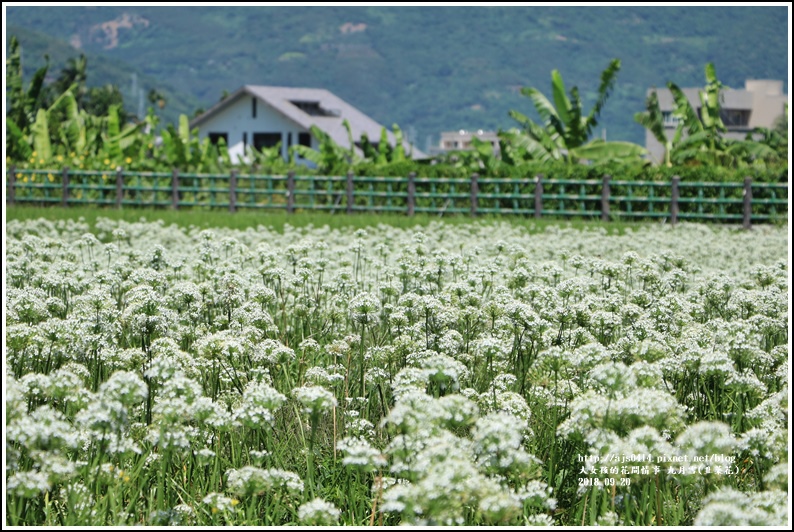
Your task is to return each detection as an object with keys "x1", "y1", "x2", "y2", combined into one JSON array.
[{"x1": 4, "y1": 217, "x2": 788, "y2": 526}]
